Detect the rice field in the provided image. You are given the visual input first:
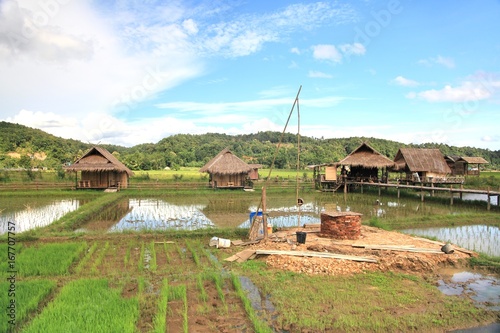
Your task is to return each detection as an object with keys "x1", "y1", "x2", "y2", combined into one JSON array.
[{"x1": 0, "y1": 235, "x2": 496, "y2": 332}]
